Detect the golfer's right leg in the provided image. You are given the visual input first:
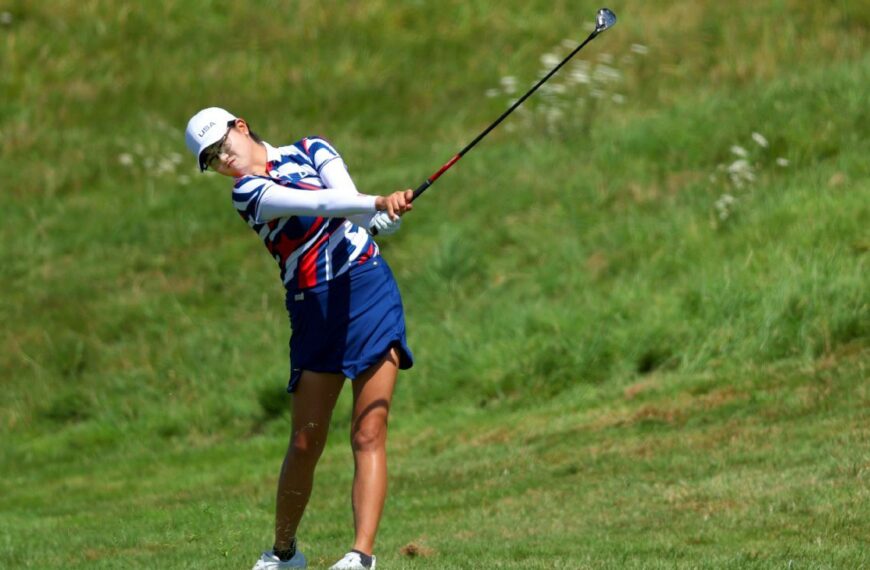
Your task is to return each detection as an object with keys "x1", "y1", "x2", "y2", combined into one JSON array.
[{"x1": 275, "y1": 371, "x2": 345, "y2": 549}]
